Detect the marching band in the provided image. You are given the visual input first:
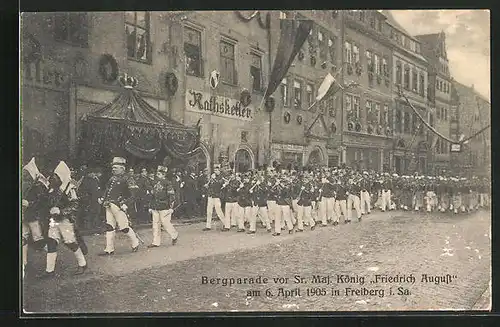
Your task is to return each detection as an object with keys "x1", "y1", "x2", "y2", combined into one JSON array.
[{"x1": 21, "y1": 156, "x2": 490, "y2": 279}]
